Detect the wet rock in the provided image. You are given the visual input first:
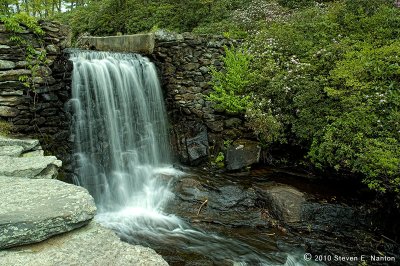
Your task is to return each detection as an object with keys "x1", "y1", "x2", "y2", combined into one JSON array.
[
  {"x1": 0, "y1": 156, "x2": 62, "y2": 179},
  {"x1": 255, "y1": 184, "x2": 305, "y2": 223},
  {"x1": 172, "y1": 122, "x2": 209, "y2": 165},
  {"x1": 186, "y1": 128, "x2": 209, "y2": 163},
  {"x1": 301, "y1": 202, "x2": 362, "y2": 227},
  {"x1": 0, "y1": 221, "x2": 167, "y2": 266},
  {"x1": 0, "y1": 176, "x2": 96, "y2": 249},
  {"x1": 225, "y1": 139, "x2": 261, "y2": 170},
  {"x1": 167, "y1": 174, "x2": 266, "y2": 228}
]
